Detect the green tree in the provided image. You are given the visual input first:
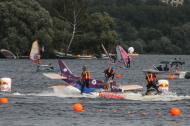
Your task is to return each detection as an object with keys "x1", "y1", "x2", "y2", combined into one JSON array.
[
  {"x1": 129, "y1": 39, "x2": 145, "y2": 53},
  {"x1": 86, "y1": 12, "x2": 118, "y2": 53},
  {"x1": 159, "y1": 36, "x2": 182, "y2": 54},
  {"x1": 48, "y1": 0, "x2": 88, "y2": 55},
  {"x1": 0, "y1": 0, "x2": 54, "y2": 57}
]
